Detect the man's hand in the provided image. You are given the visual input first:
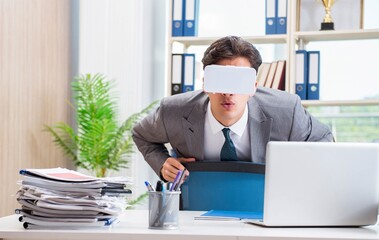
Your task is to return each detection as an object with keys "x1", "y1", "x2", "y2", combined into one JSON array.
[{"x1": 161, "y1": 157, "x2": 195, "y2": 182}]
